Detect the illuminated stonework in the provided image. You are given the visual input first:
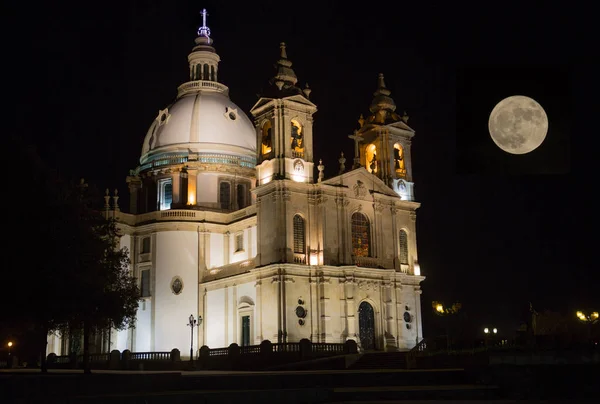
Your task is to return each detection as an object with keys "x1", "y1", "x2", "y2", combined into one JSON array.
[{"x1": 47, "y1": 12, "x2": 426, "y2": 359}]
